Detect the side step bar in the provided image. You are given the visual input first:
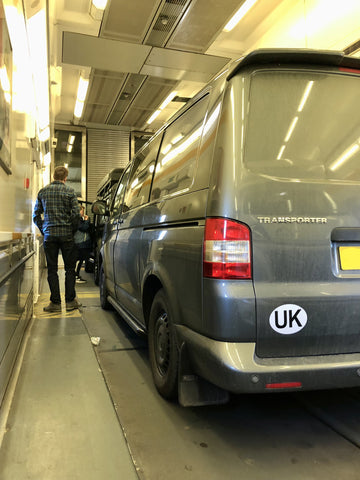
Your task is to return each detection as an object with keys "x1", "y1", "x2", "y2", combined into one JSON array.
[{"x1": 107, "y1": 296, "x2": 146, "y2": 335}]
